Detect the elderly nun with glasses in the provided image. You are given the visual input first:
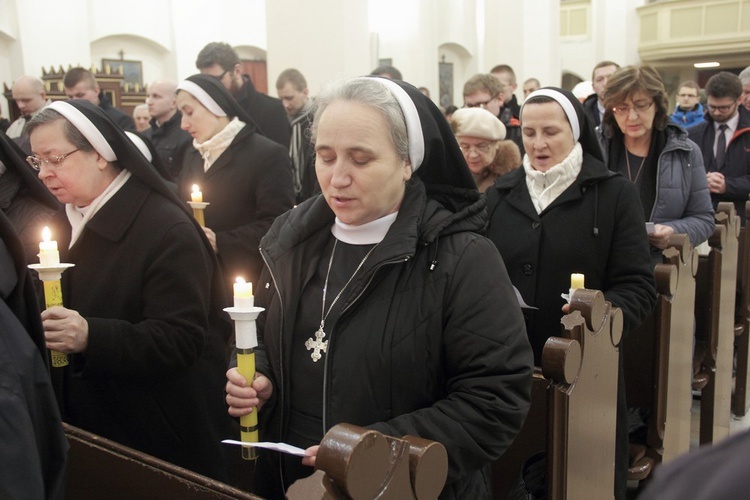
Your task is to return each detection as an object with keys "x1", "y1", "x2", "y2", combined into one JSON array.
[
  {"x1": 485, "y1": 87, "x2": 657, "y2": 499},
  {"x1": 225, "y1": 77, "x2": 534, "y2": 498},
  {"x1": 26, "y1": 100, "x2": 234, "y2": 481},
  {"x1": 600, "y1": 65, "x2": 714, "y2": 261}
]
